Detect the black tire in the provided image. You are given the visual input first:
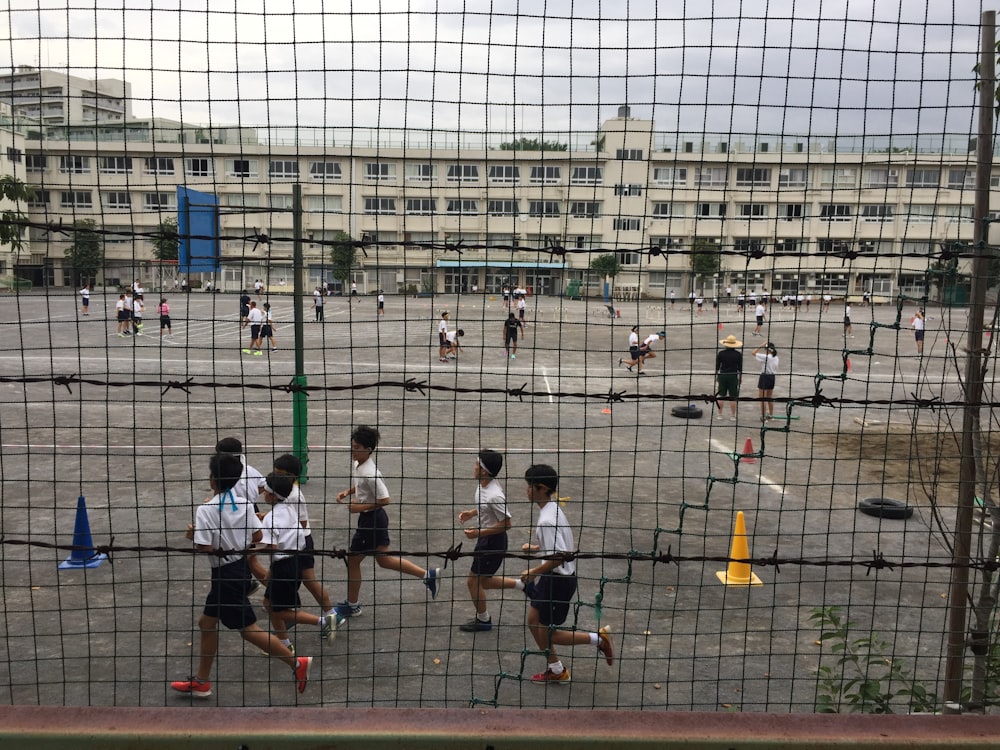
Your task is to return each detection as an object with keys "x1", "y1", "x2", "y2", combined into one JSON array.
[
  {"x1": 671, "y1": 405, "x2": 703, "y2": 419},
  {"x1": 858, "y1": 497, "x2": 913, "y2": 520}
]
